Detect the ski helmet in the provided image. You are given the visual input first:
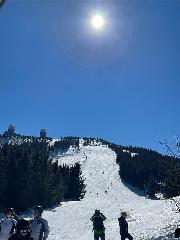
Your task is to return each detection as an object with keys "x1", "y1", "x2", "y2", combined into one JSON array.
[
  {"x1": 16, "y1": 219, "x2": 30, "y2": 231},
  {"x1": 33, "y1": 205, "x2": 43, "y2": 215},
  {"x1": 121, "y1": 211, "x2": 127, "y2": 217},
  {"x1": 95, "y1": 209, "x2": 100, "y2": 215}
]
